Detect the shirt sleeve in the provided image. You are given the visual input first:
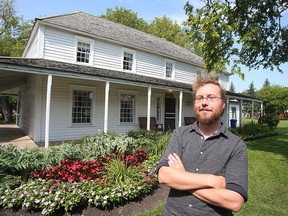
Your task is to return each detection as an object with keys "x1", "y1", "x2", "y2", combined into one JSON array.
[{"x1": 225, "y1": 139, "x2": 248, "y2": 201}]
